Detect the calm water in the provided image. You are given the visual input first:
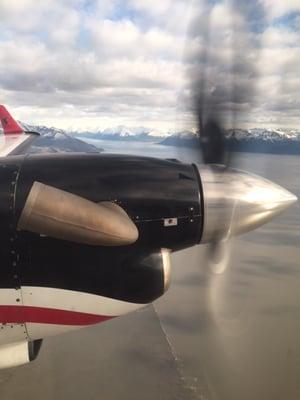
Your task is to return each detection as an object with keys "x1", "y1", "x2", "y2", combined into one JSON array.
[{"x1": 85, "y1": 139, "x2": 300, "y2": 400}]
